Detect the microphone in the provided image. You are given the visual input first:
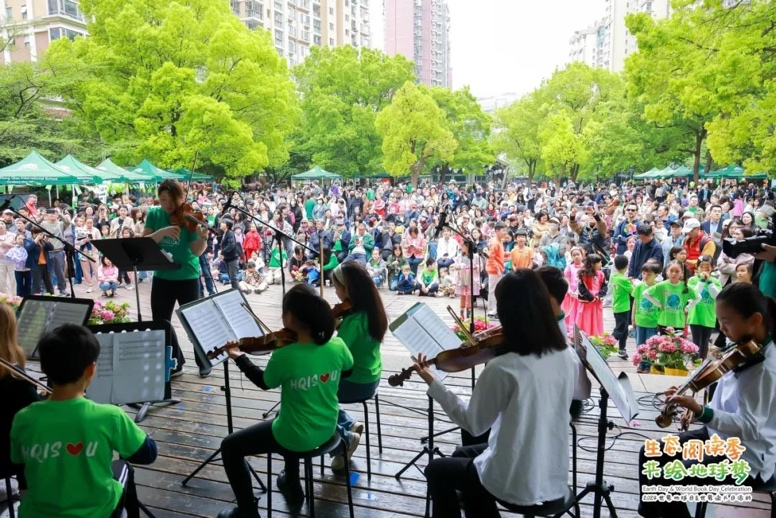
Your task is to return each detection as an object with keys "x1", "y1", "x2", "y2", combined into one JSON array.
[
  {"x1": 220, "y1": 191, "x2": 235, "y2": 215},
  {"x1": 434, "y1": 211, "x2": 447, "y2": 239},
  {"x1": 0, "y1": 195, "x2": 16, "y2": 213}
]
